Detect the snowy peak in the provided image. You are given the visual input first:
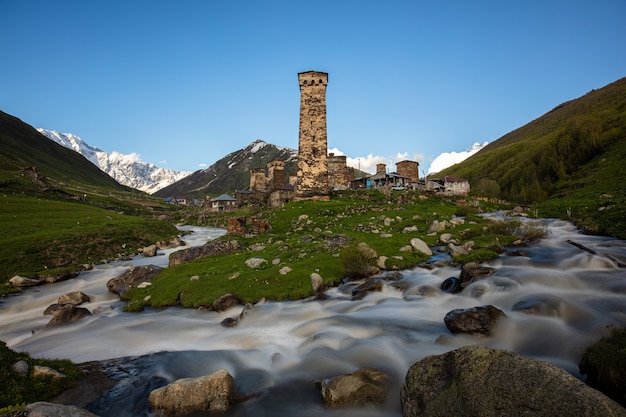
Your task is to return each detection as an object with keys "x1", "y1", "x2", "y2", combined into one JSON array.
[{"x1": 37, "y1": 128, "x2": 190, "y2": 194}]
